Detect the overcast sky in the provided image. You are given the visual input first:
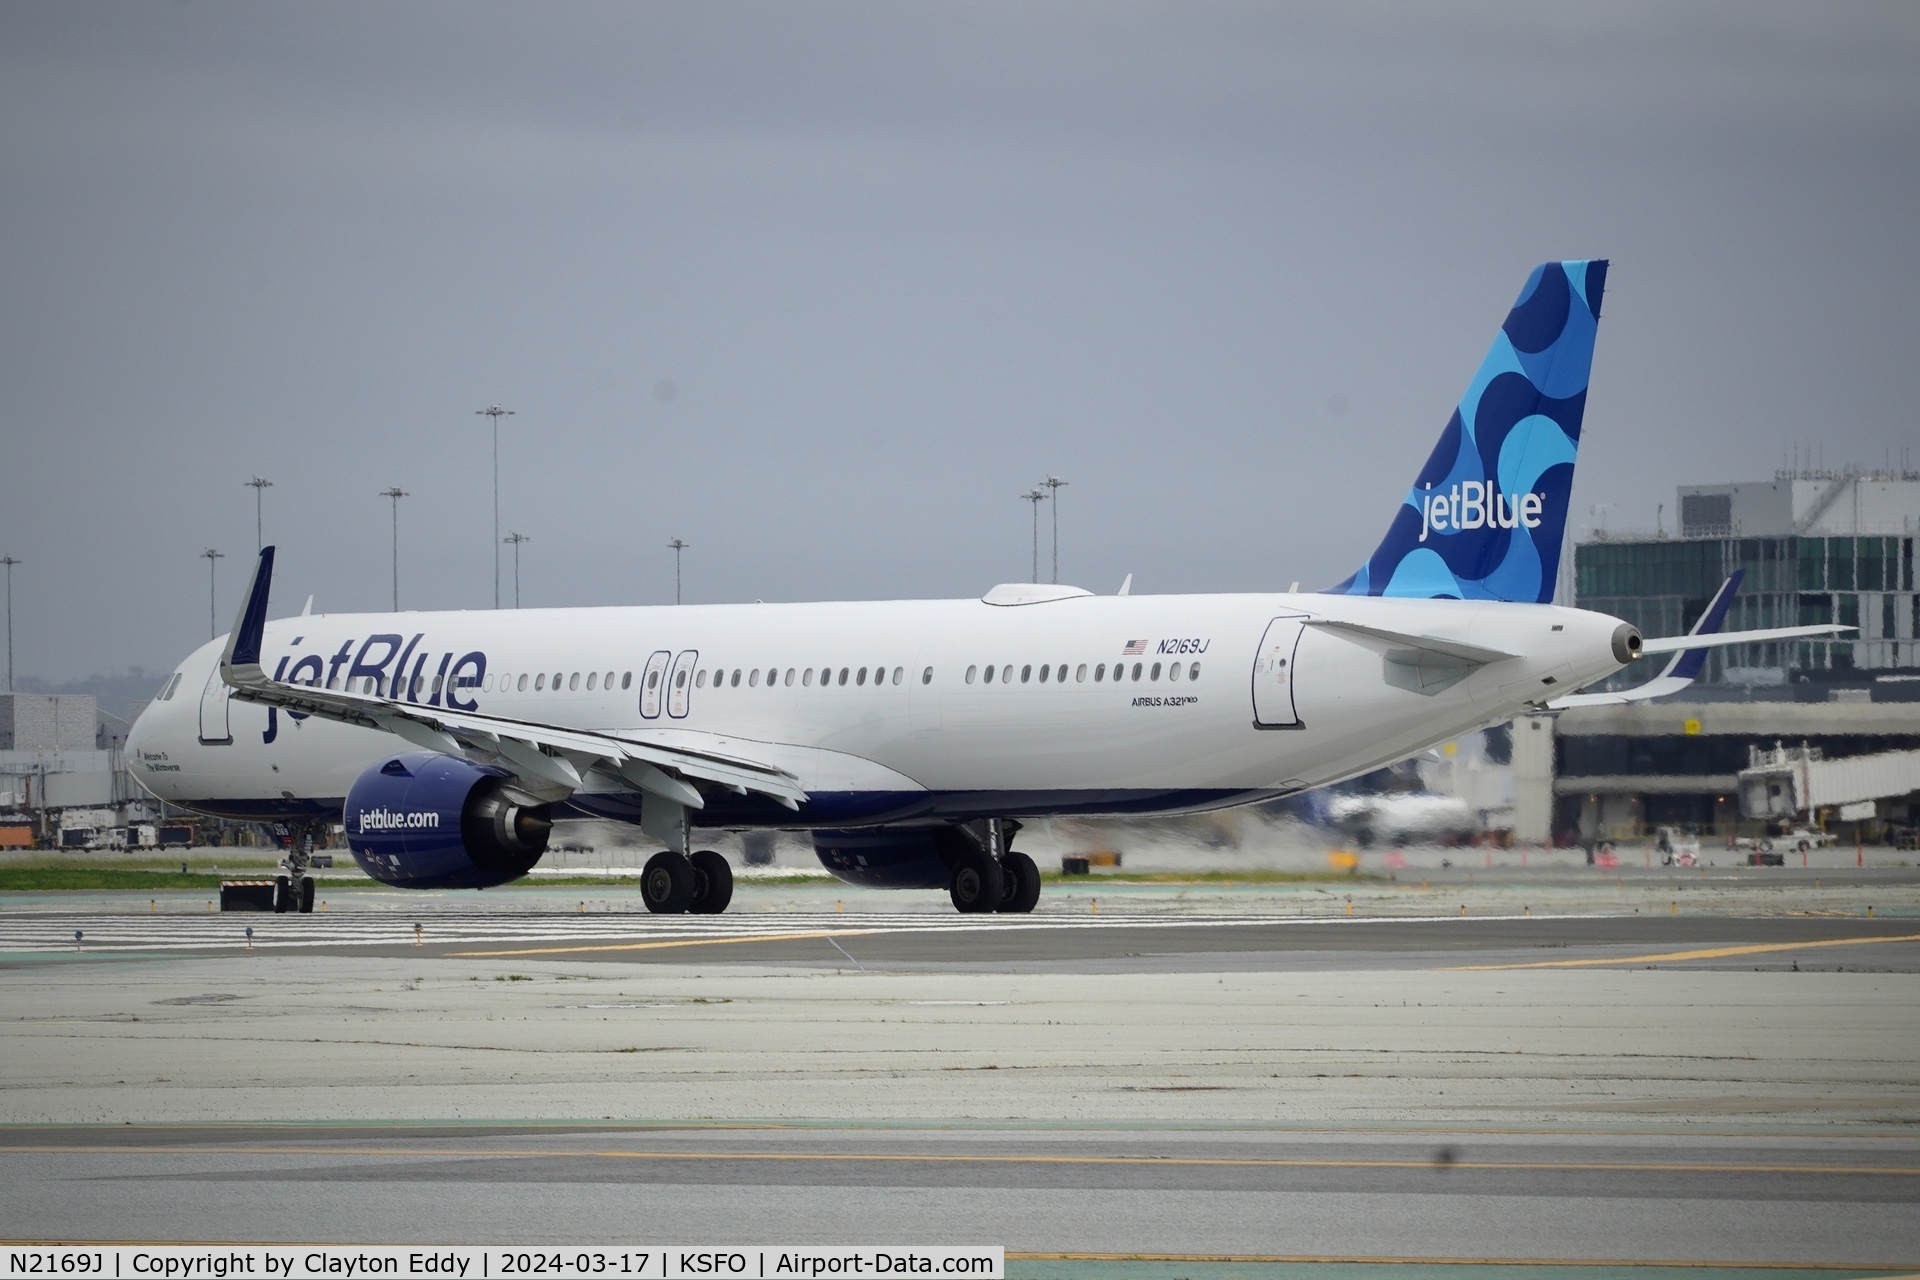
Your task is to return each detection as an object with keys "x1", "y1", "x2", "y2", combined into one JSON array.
[{"x1": 2, "y1": 2, "x2": 1916, "y2": 685}]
